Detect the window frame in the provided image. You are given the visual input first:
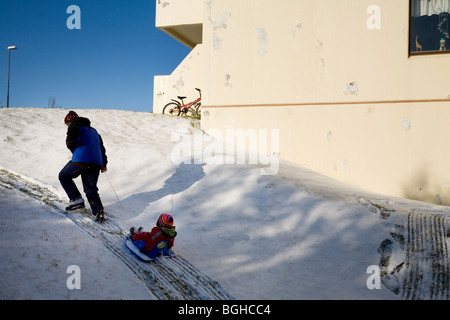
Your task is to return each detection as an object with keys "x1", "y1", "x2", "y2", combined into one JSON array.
[{"x1": 409, "y1": 0, "x2": 450, "y2": 57}]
